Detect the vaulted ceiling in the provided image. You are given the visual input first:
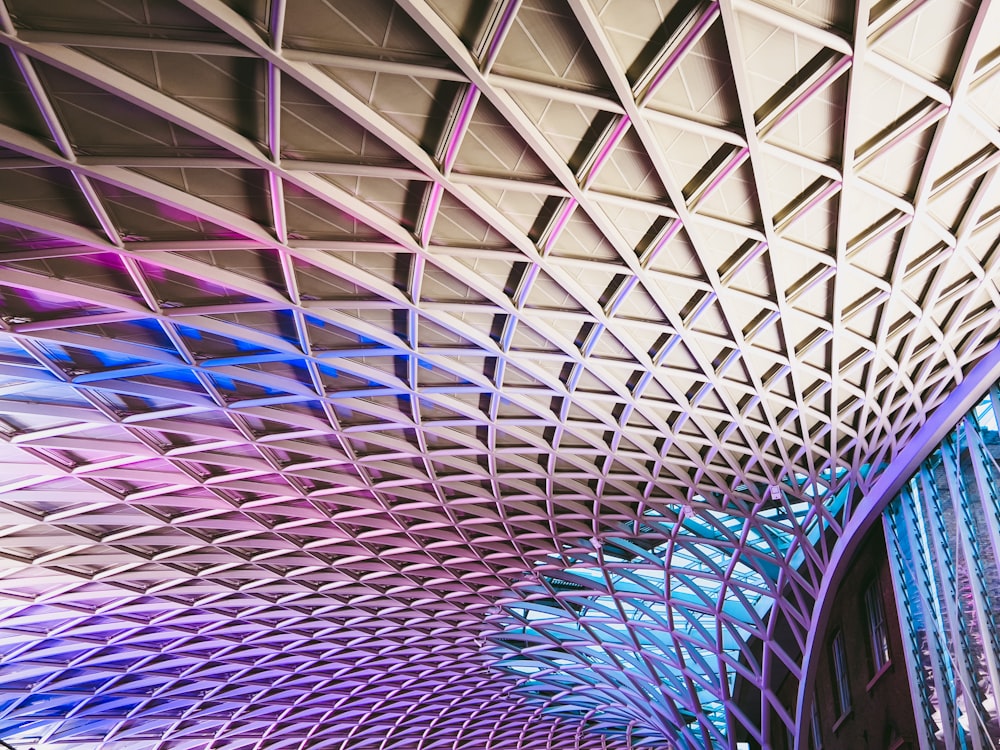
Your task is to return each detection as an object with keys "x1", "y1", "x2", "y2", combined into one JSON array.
[{"x1": 0, "y1": 0, "x2": 999, "y2": 748}]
